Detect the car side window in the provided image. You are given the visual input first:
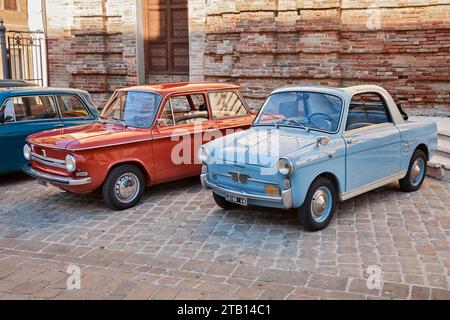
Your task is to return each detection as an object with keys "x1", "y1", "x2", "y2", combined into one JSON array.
[
  {"x1": 5, "y1": 96, "x2": 58, "y2": 122},
  {"x1": 170, "y1": 94, "x2": 210, "y2": 125},
  {"x1": 57, "y1": 95, "x2": 89, "y2": 118},
  {"x1": 208, "y1": 91, "x2": 248, "y2": 119},
  {"x1": 158, "y1": 100, "x2": 175, "y2": 127},
  {"x1": 346, "y1": 93, "x2": 391, "y2": 131},
  {"x1": 2, "y1": 99, "x2": 16, "y2": 123}
]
